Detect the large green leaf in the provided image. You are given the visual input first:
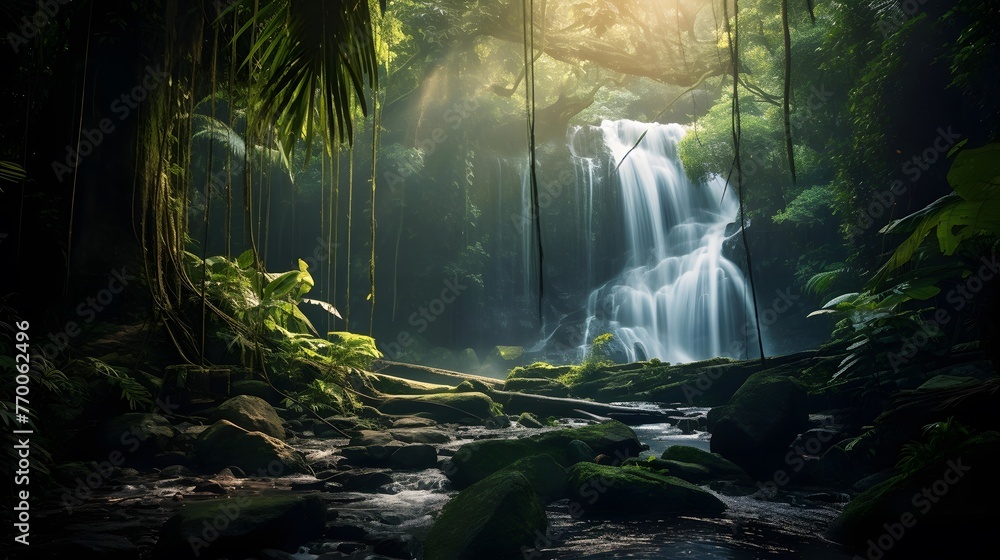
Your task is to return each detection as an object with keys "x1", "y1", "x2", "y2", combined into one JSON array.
[{"x1": 946, "y1": 143, "x2": 1000, "y2": 201}]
